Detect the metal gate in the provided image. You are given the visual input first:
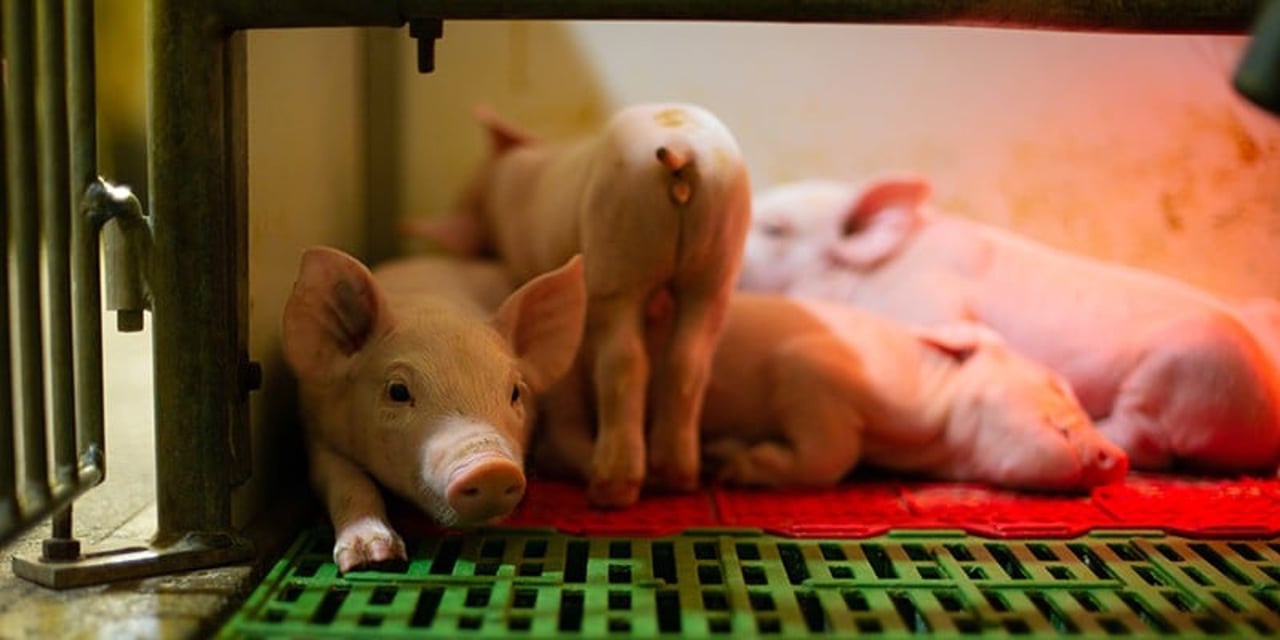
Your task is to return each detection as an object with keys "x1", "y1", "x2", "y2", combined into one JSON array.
[
  {"x1": 3, "y1": 0, "x2": 1275, "y2": 590},
  {"x1": 1, "y1": 0, "x2": 109, "y2": 558}
]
